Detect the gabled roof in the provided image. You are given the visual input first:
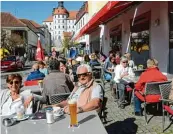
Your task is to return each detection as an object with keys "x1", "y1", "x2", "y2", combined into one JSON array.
[
  {"x1": 30, "y1": 20, "x2": 41, "y2": 28},
  {"x1": 68, "y1": 11, "x2": 78, "y2": 20},
  {"x1": 1, "y1": 12, "x2": 26, "y2": 27},
  {"x1": 43, "y1": 15, "x2": 53, "y2": 22},
  {"x1": 20, "y1": 19, "x2": 39, "y2": 33}
]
